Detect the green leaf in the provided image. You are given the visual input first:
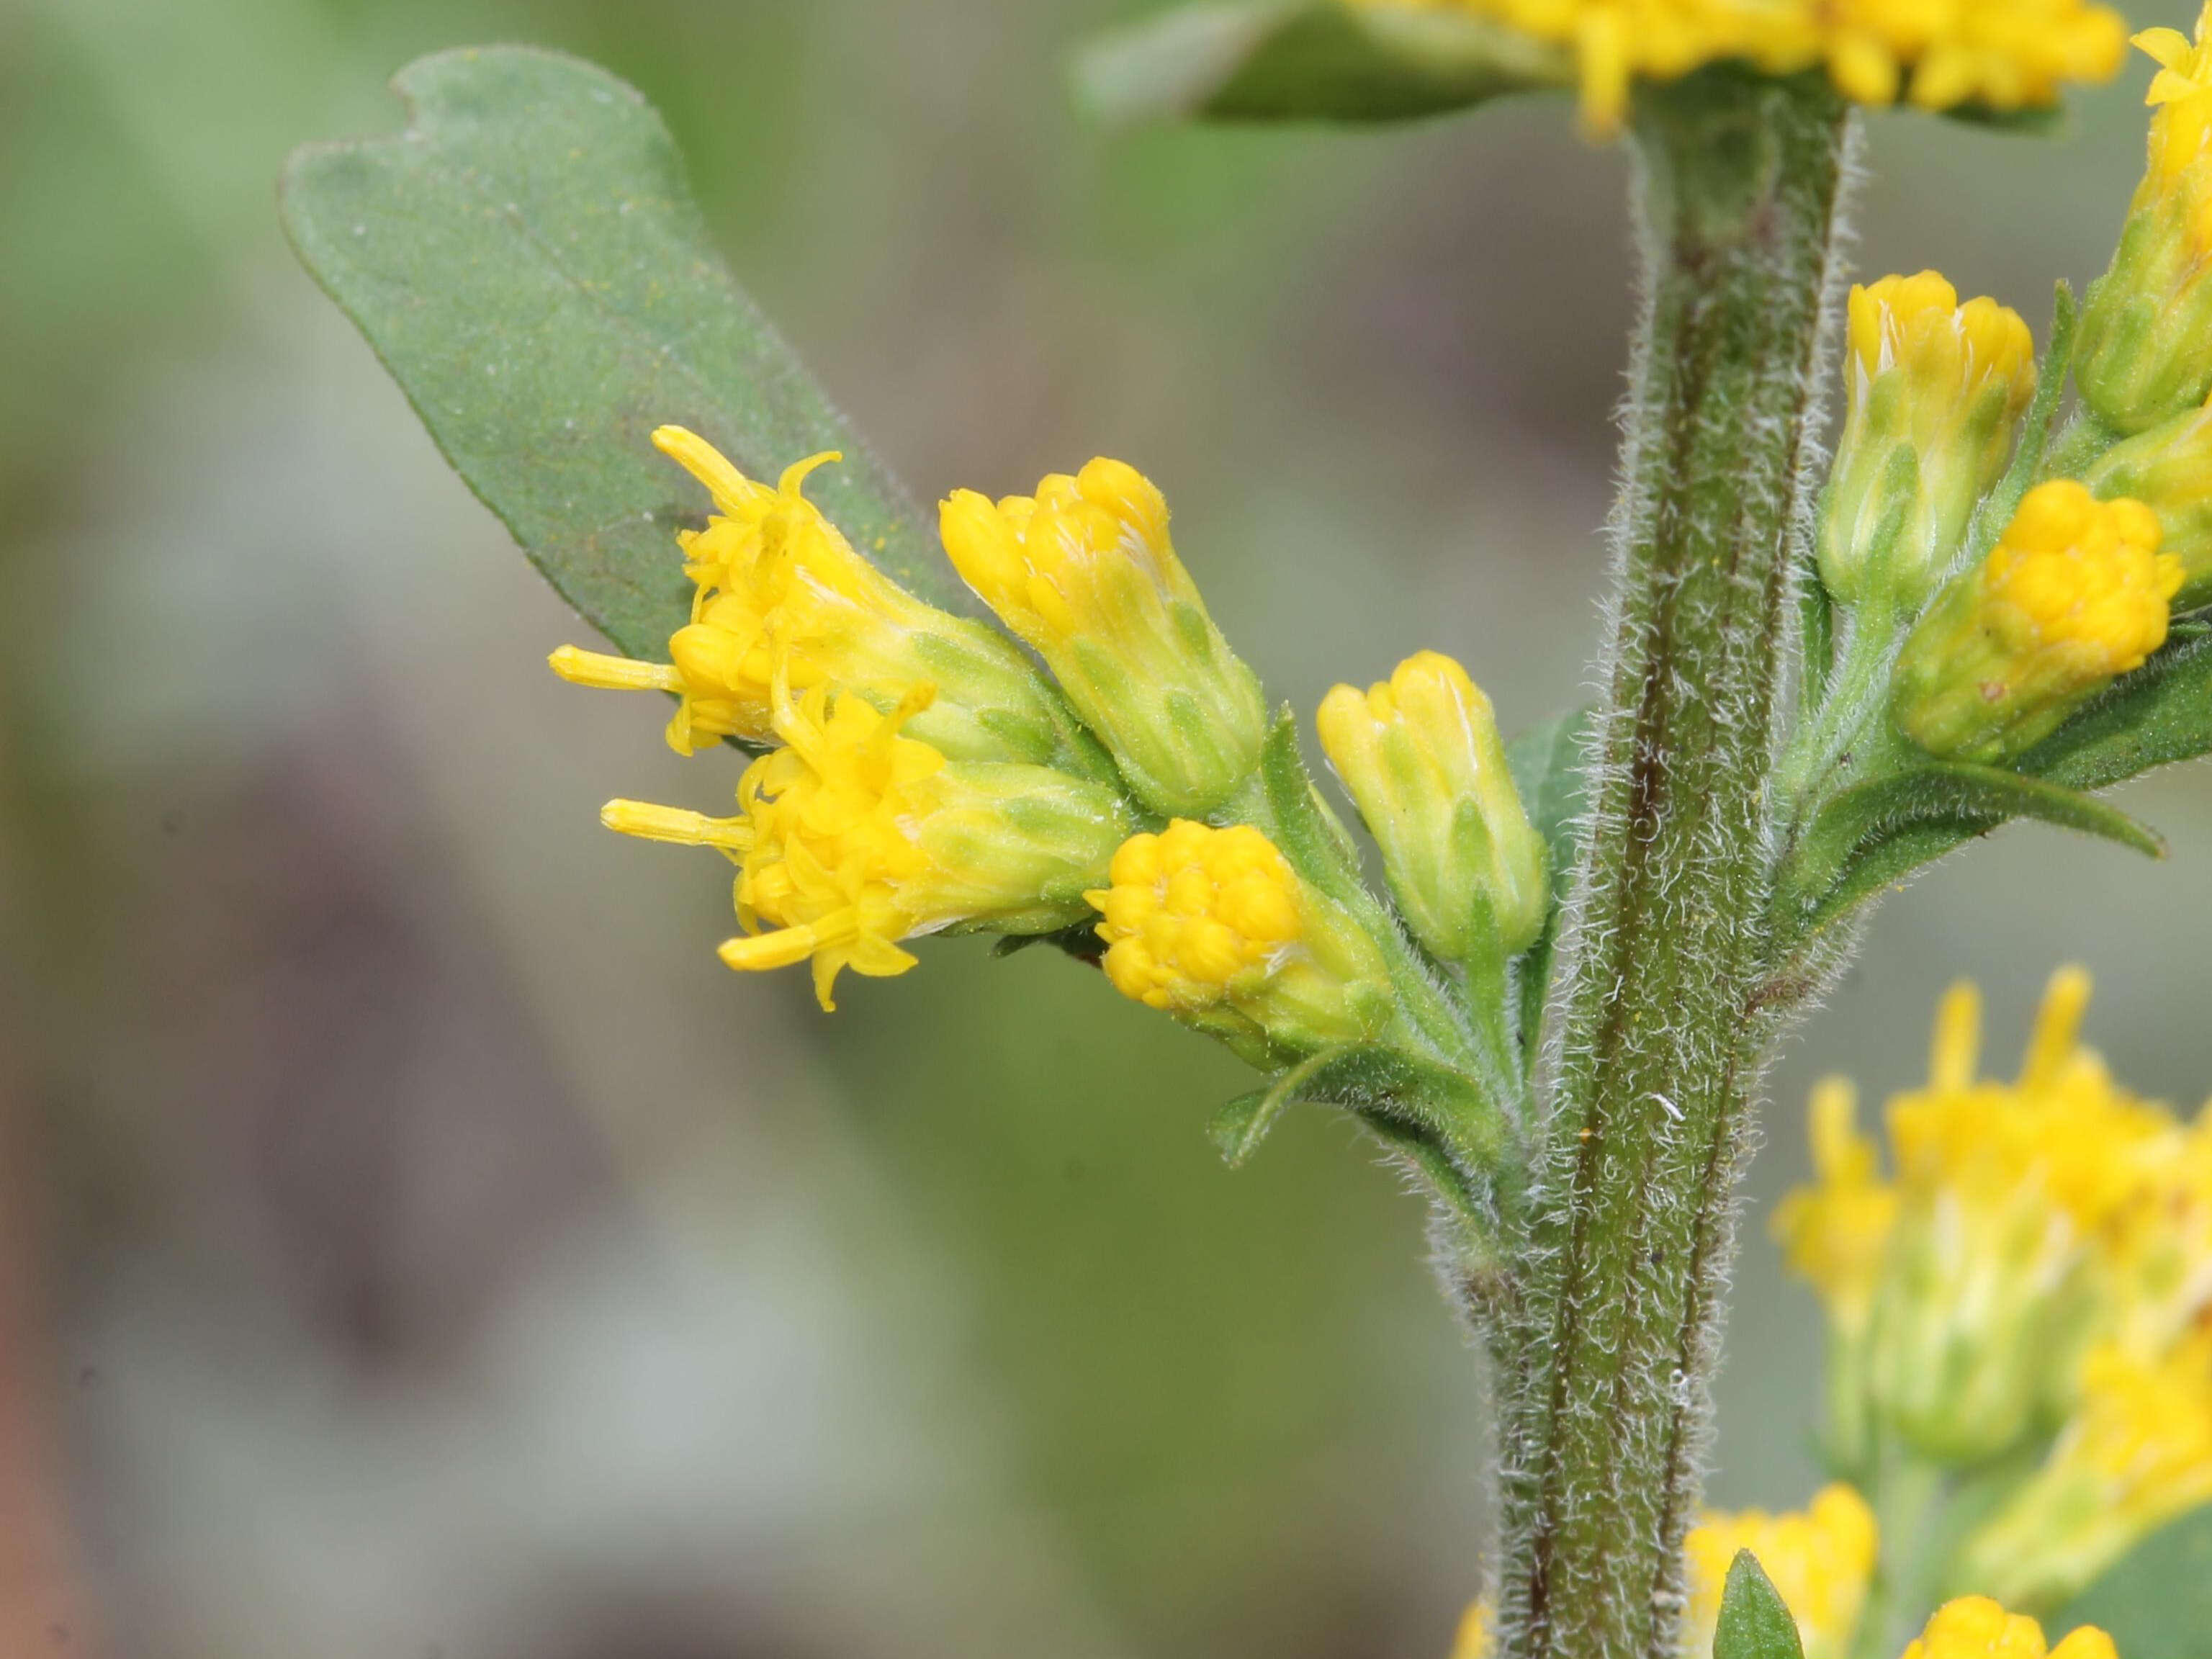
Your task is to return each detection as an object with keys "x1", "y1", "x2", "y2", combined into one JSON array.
[
  {"x1": 1256, "y1": 709, "x2": 1370, "y2": 904},
  {"x1": 1791, "y1": 758, "x2": 2164, "y2": 927},
  {"x1": 1711, "y1": 1550, "x2": 1805, "y2": 1659},
  {"x1": 1209, "y1": 1040, "x2": 1504, "y2": 1176},
  {"x1": 1505, "y1": 706, "x2": 1593, "y2": 1053},
  {"x1": 1074, "y1": 0, "x2": 1568, "y2": 126},
  {"x1": 280, "y1": 45, "x2": 953, "y2": 669},
  {"x1": 2056, "y1": 1505, "x2": 2212, "y2": 1659}
]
